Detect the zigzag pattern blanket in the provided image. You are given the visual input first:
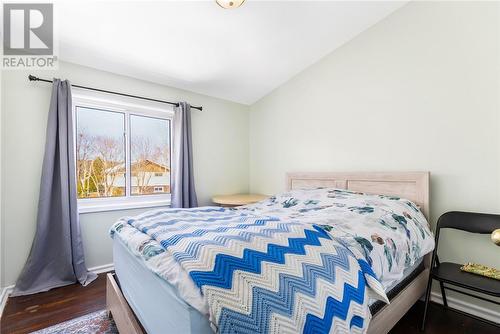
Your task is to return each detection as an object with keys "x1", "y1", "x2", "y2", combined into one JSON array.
[{"x1": 111, "y1": 188, "x2": 434, "y2": 334}]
